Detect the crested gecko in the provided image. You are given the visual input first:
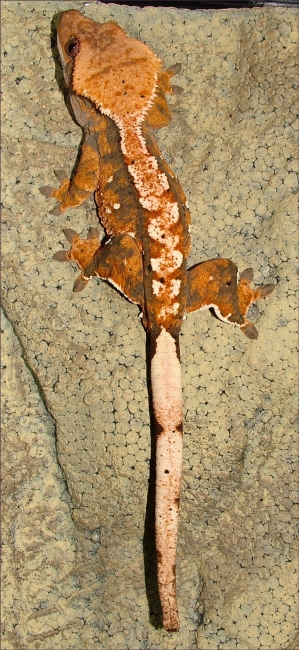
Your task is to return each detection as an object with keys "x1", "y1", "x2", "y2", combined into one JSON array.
[{"x1": 40, "y1": 10, "x2": 274, "y2": 632}]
